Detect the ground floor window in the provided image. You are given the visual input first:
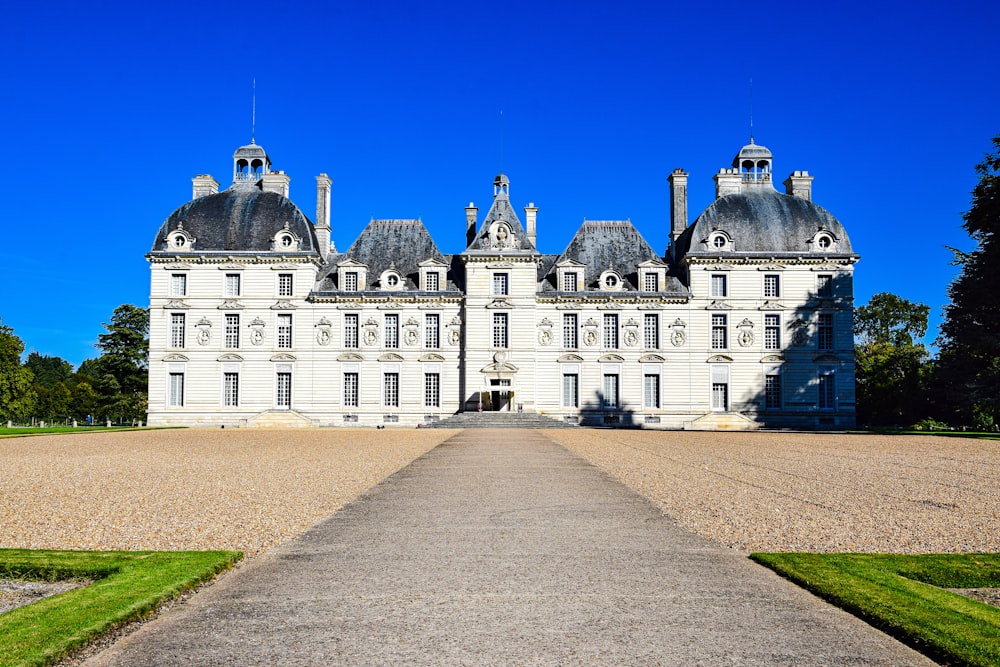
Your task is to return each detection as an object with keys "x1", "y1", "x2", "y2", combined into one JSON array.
[
  {"x1": 563, "y1": 373, "x2": 579, "y2": 408},
  {"x1": 818, "y1": 371, "x2": 836, "y2": 409},
  {"x1": 602, "y1": 374, "x2": 619, "y2": 408},
  {"x1": 424, "y1": 373, "x2": 440, "y2": 408},
  {"x1": 276, "y1": 372, "x2": 292, "y2": 409},
  {"x1": 764, "y1": 373, "x2": 781, "y2": 409},
  {"x1": 168, "y1": 372, "x2": 184, "y2": 407},
  {"x1": 223, "y1": 372, "x2": 239, "y2": 407},
  {"x1": 711, "y1": 383, "x2": 728, "y2": 411},
  {"x1": 643, "y1": 374, "x2": 660, "y2": 409},
  {"x1": 384, "y1": 372, "x2": 399, "y2": 408},
  {"x1": 344, "y1": 372, "x2": 359, "y2": 408}
]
